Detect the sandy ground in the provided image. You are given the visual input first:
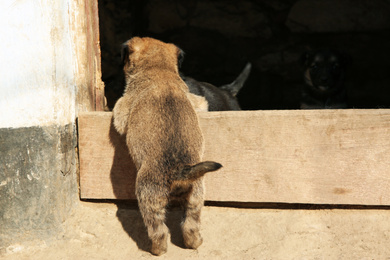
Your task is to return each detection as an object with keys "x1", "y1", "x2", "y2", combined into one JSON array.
[{"x1": 2, "y1": 201, "x2": 390, "y2": 260}]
